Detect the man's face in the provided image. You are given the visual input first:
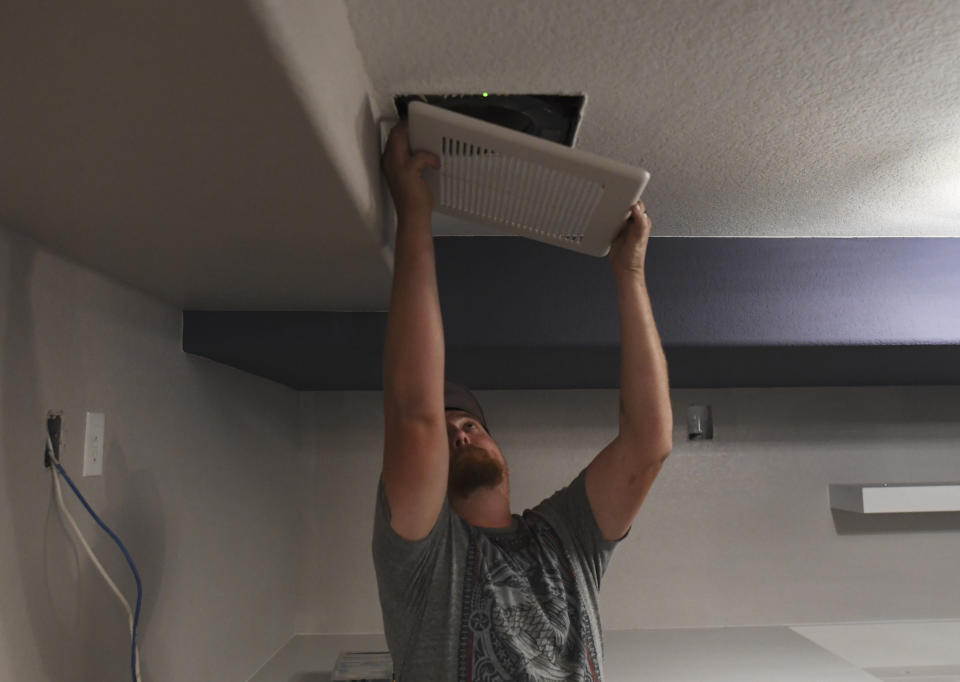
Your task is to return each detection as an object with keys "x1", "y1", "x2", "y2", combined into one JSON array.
[{"x1": 445, "y1": 410, "x2": 508, "y2": 499}]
